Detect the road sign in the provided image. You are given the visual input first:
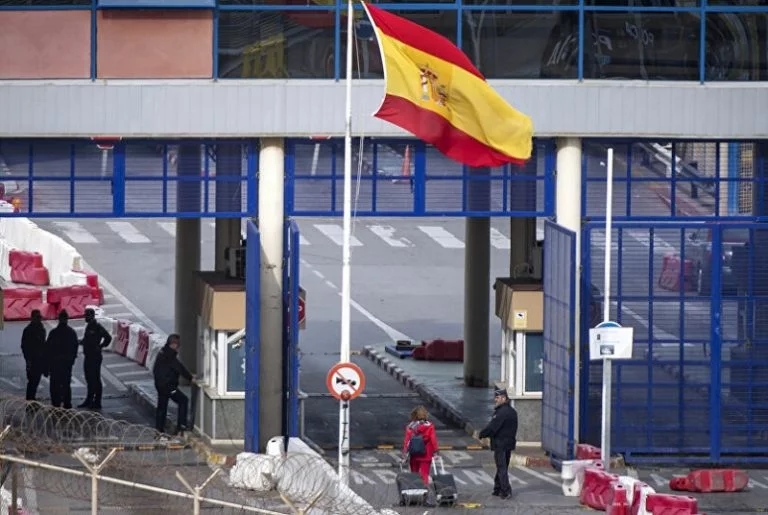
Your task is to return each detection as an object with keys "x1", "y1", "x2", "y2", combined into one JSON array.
[
  {"x1": 326, "y1": 362, "x2": 366, "y2": 401},
  {"x1": 298, "y1": 295, "x2": 305, "y2": 325},
  {"x1": 91, "y1": 136, "x2": 121, "y2": 151},
  {"x1": 589, "y1": 321, "x2": 634, "y2": 360}
]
